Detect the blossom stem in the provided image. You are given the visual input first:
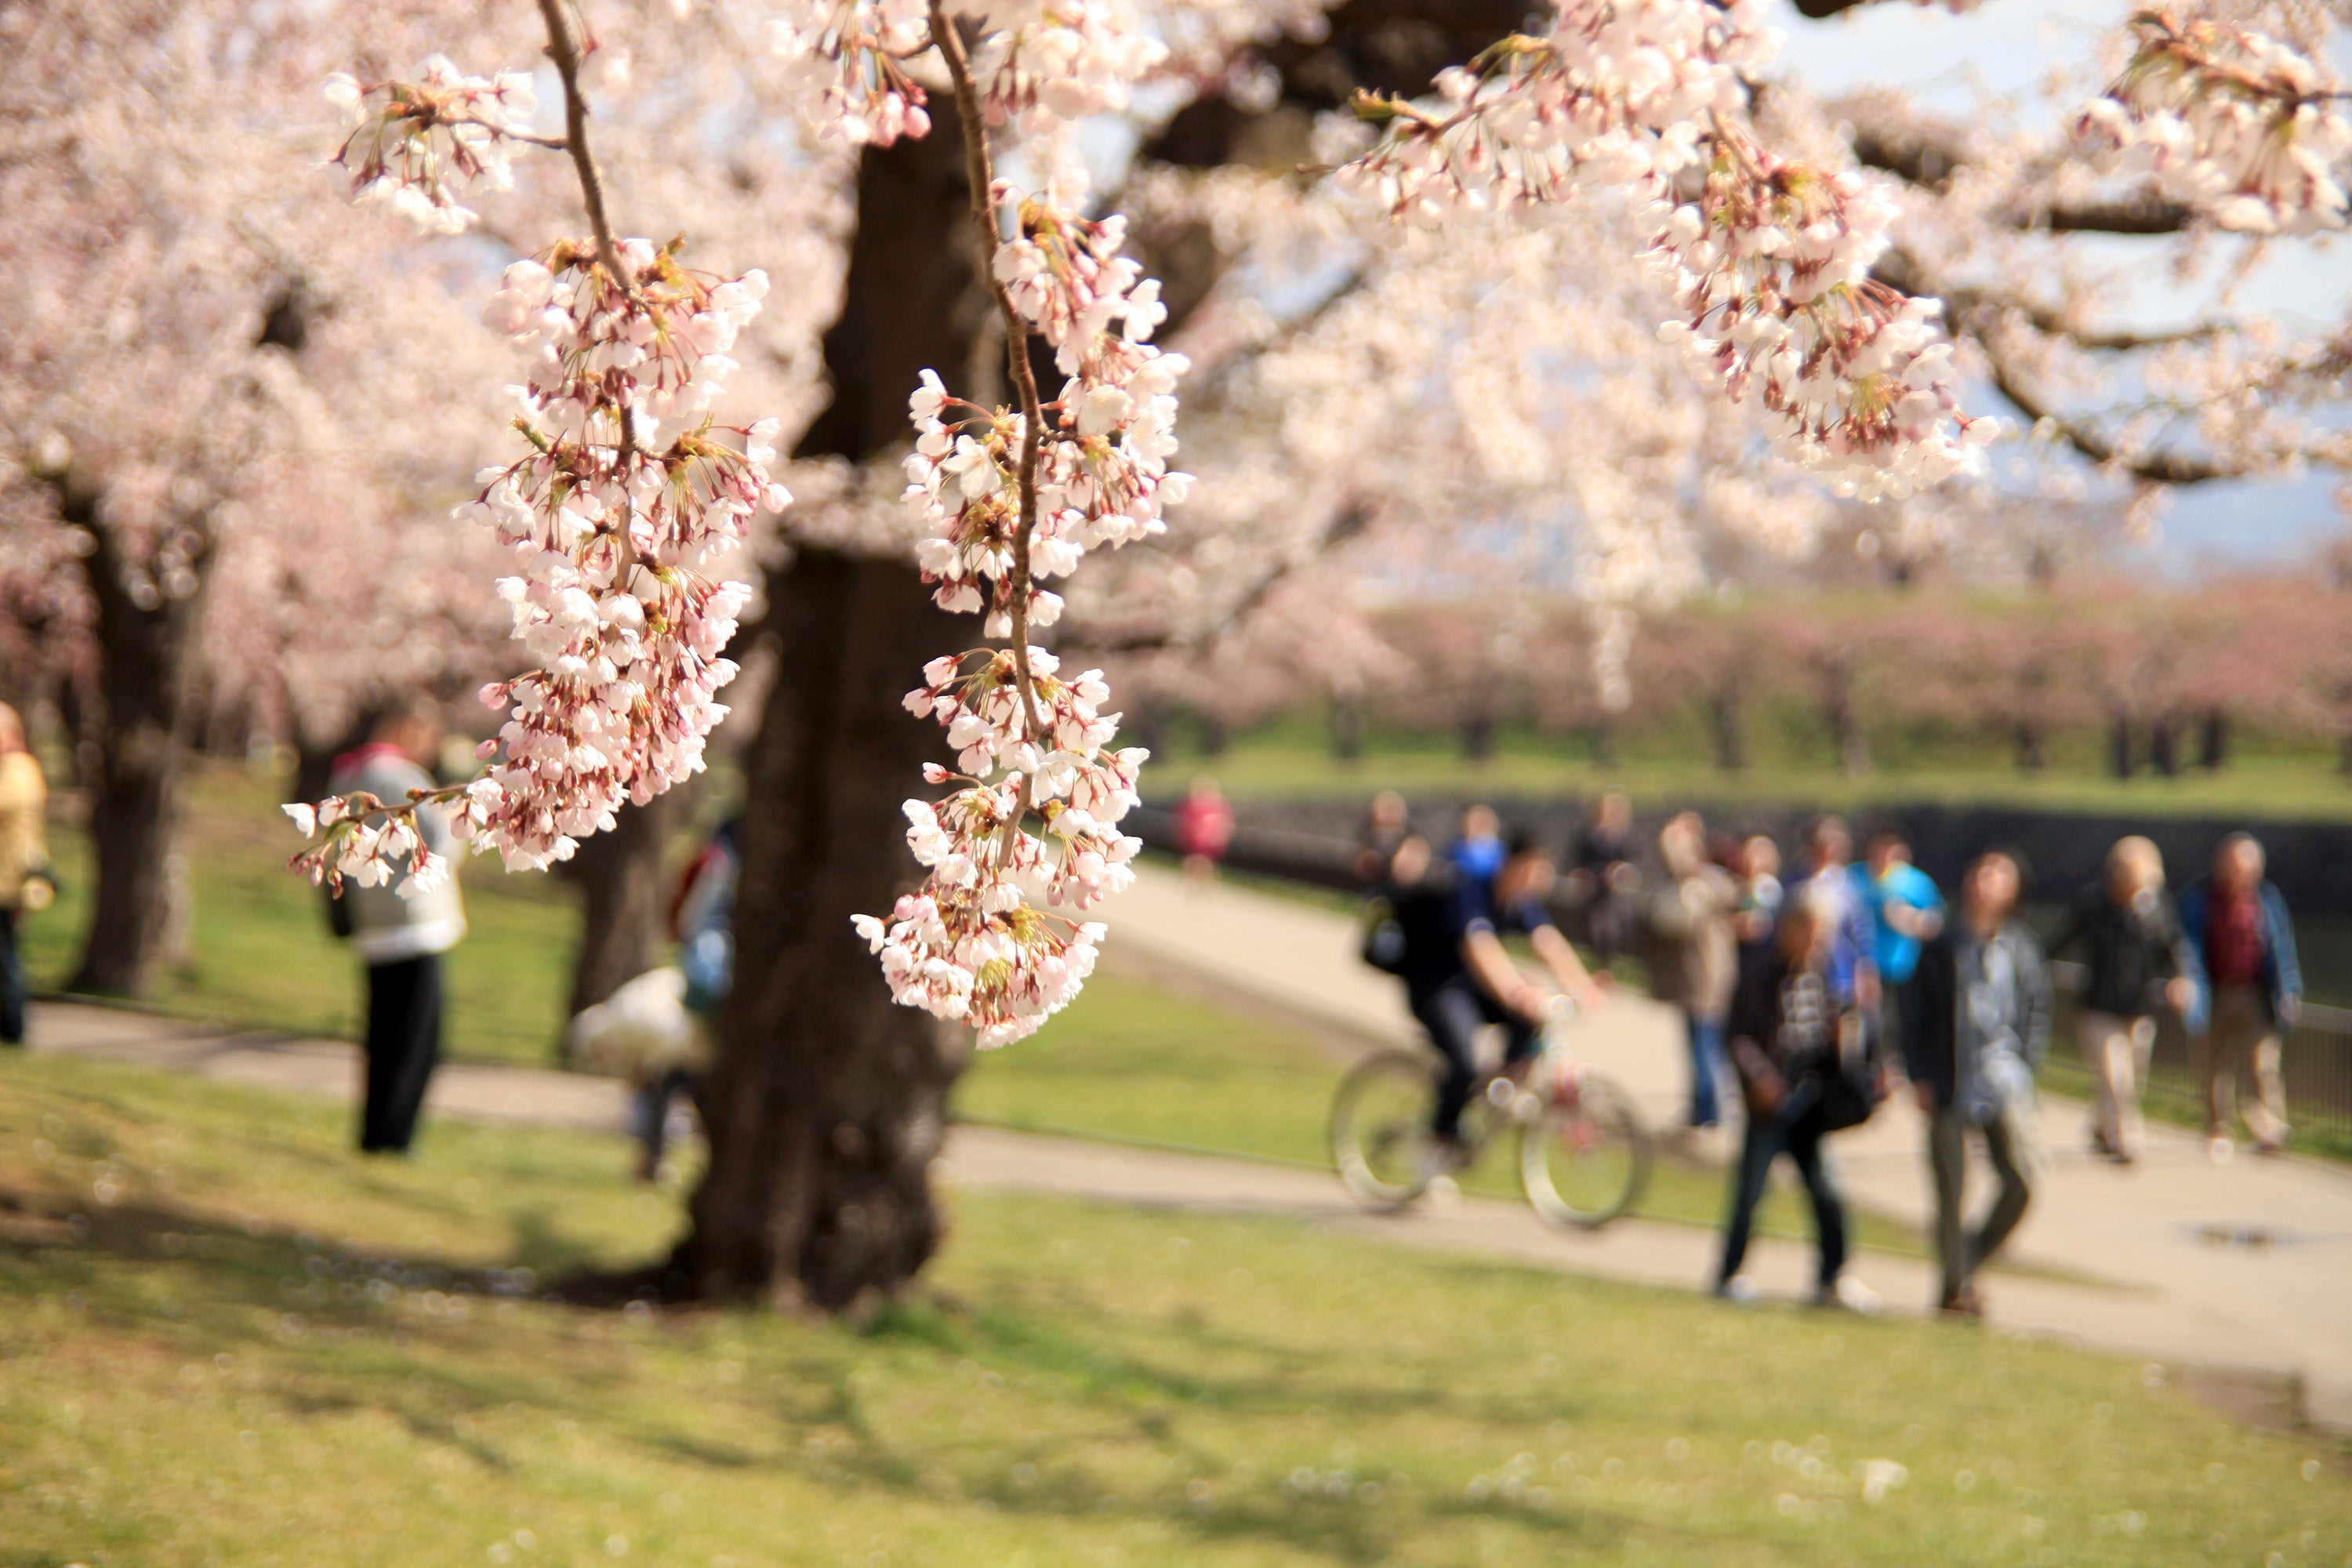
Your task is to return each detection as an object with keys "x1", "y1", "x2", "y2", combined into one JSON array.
[{"x1": 534, "y1": 0, "x2": 634, "y2": 296}]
